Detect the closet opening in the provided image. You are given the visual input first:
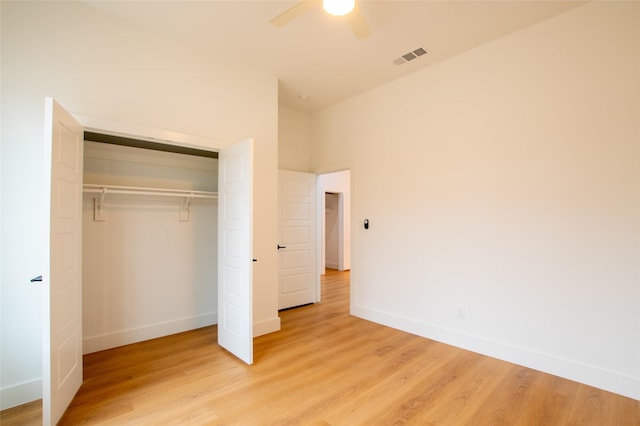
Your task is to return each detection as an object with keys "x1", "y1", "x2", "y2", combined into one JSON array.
[{"x1": 81, "y1": 131, "x2": 219, "y2": 354}]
